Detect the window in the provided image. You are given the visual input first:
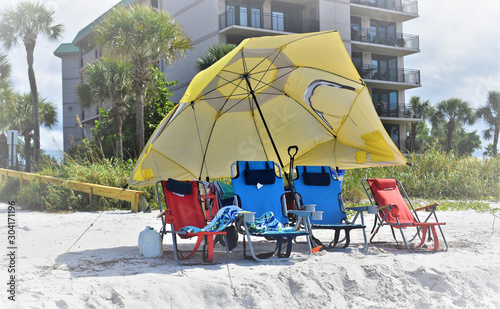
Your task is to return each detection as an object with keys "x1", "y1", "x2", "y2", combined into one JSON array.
[
  {"x1": 369, "y1": 19, "x2": 396, "y2": 45},
  {"x1": 352, "y1": 52, "x2": 362, "y2": 69},
  {"x1": 372, "y1": 89, "x2": 398, "y2": 117},
  {"x1": 351, "y1": 16, "x2": 361, "y2": 40},
  {"x1": 225, "y1": 1, "x2": 262, "y2": 28},
  {"x1": 272, "y1": 10, "x2": 284, "y2": 31},
  {"x1": 371, "y1": 54, "x2": 397, "y2": 81},
  {"x1": 383, "y1": 124, "x2": 399, "y2": 148},
  {"x1": 271, "y1": 2, "x2": 303, "y2": 33}
]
